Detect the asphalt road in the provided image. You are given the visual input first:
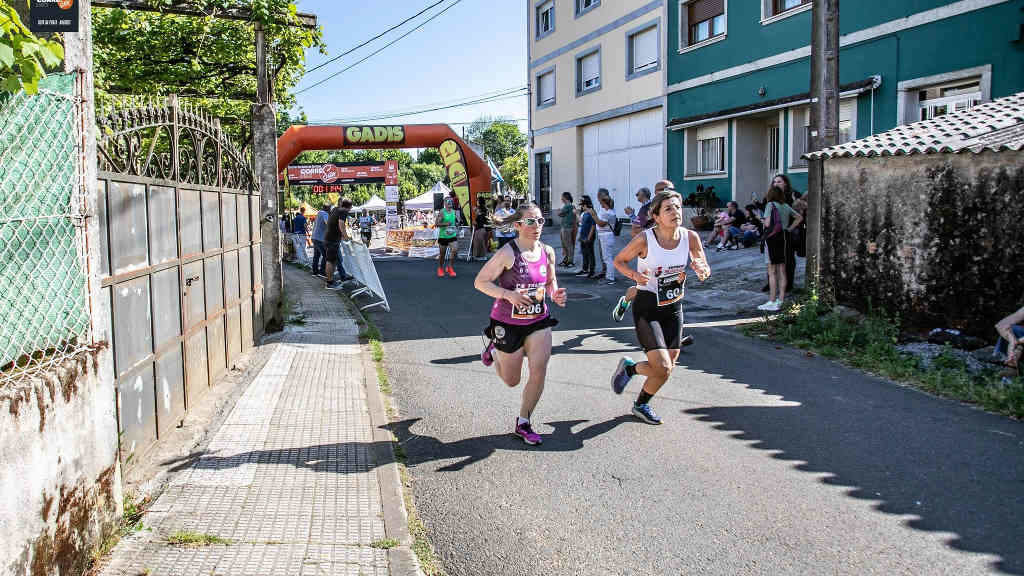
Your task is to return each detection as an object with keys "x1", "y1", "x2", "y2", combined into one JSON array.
[{"x1": 366, "y1": 243, "x2": 1024, "y2": 576}]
